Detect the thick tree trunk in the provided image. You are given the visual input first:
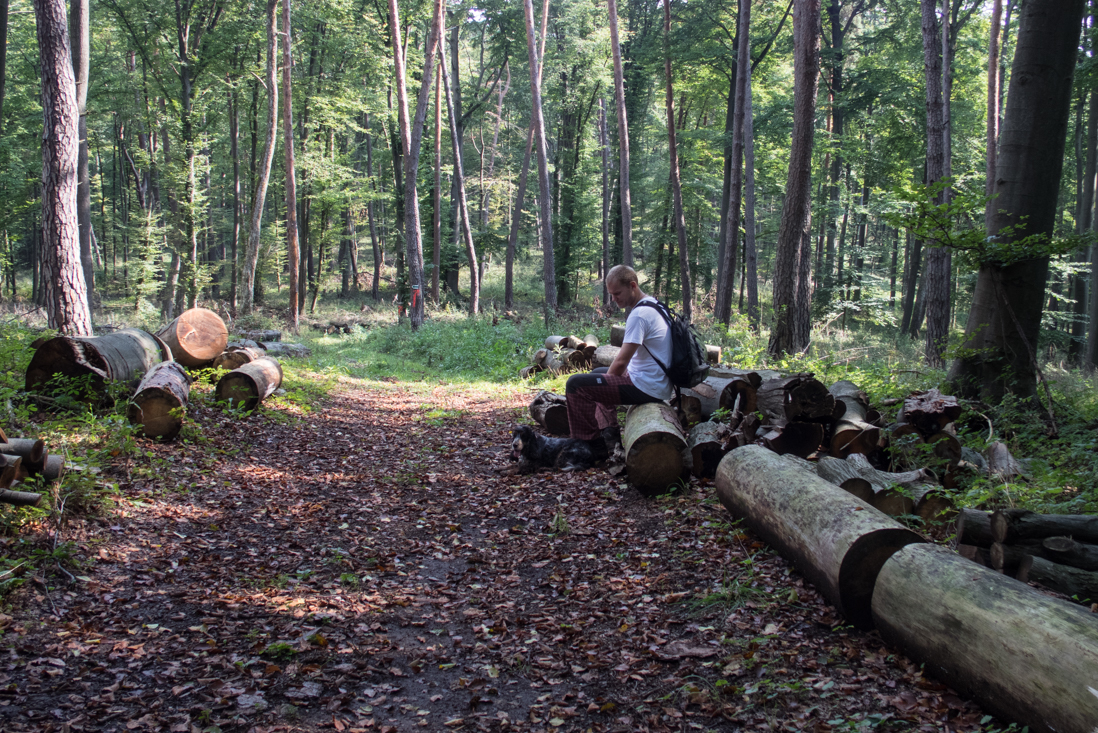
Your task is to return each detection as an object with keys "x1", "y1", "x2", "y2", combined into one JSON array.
[
  {"x1": 242, "y1": 0, "x2": 279, "y2": 314},
  {"x1": 34, "y1": 0, "x2": 92, "y2": 336},
  {"x1": 872, "y1": 543, "x2": 1098, "y2": 733},
  {"x1": 70, "y1": 0, "x2": 93, "y2": 315},
  {"x1": 716, "y1": 445, "x2": 923, "y2": 629},
  {"x1": 216, "y1": 356, "x2": 283, "y2": 411},
  {"x1": 948, "y1": 0, "x2": 1086, "y2": 402},
  {"x1": 127, "y1": 361, "x2": 192, "y2": 441},
  {"x1": 26, "y1": 328, "x2": 170, "y2": 398},
  {"x1": 623, "y1": 402, "x2": 687, "y2": 496},
  {"x1": 921, "y1": 0, "x2": 950, "y2": 367},
  {"x1": 768, "y1": 0, "x2": 819, "y2": 357},
  {"x1": 523, "y1": 0, "x2": 555, "y2": 320},
  {"x1": 606, "y1": 0, "x2": 632, "y2": 266},
  {"x1": 157, "y1": 307, "x2": 229, "y2": 368}
]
